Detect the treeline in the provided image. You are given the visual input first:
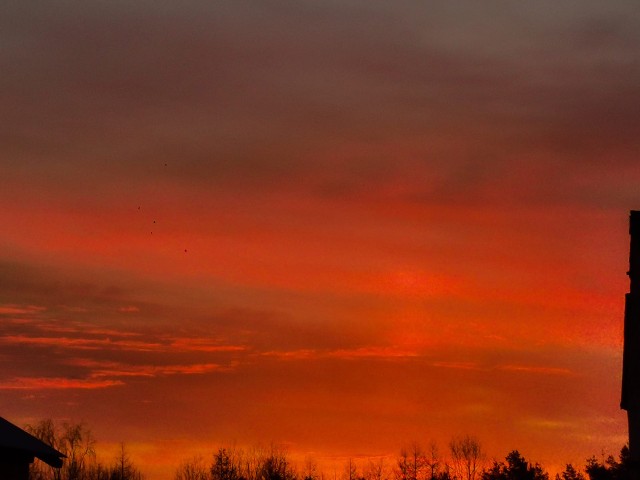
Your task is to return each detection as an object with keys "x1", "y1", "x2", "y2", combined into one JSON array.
[
  {"x1": 26, "y1": 419, "x2": 143, "y2": 480},
  {"x1": 177, "y1": 437, "x2": 485, "y2": 480},
  {"x1": 176, "y1": 438, "x2": 634, "y2": 480},
  {"x1": 25, "y1": 420, "x2": 634, "y2": 480}
]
